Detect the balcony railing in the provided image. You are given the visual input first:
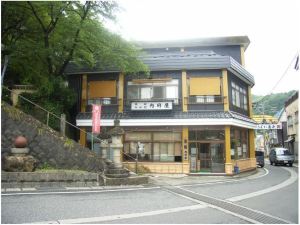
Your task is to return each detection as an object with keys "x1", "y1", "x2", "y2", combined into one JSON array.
[
  {"x1": 185, "y1": 96, "x2": 225, "y2": 105},
  {"x1": 125, "y1": 98, "x2": 181, "y2": 105},
  {"x1": 86, "y1": 97, "x2": 120, "y2": 111}
]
